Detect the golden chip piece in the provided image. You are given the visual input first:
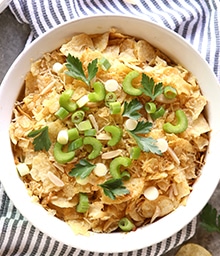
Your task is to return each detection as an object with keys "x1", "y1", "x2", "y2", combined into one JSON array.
[
  {"x1": 176, "y1": 243, "x2": 212, "y2": 256},
  {"x1": 91, "y1": 32, "x2": 109, "y2": 51},
  {"x1": 60, "y1": 33, "x2": 94, "y2": 57}
]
